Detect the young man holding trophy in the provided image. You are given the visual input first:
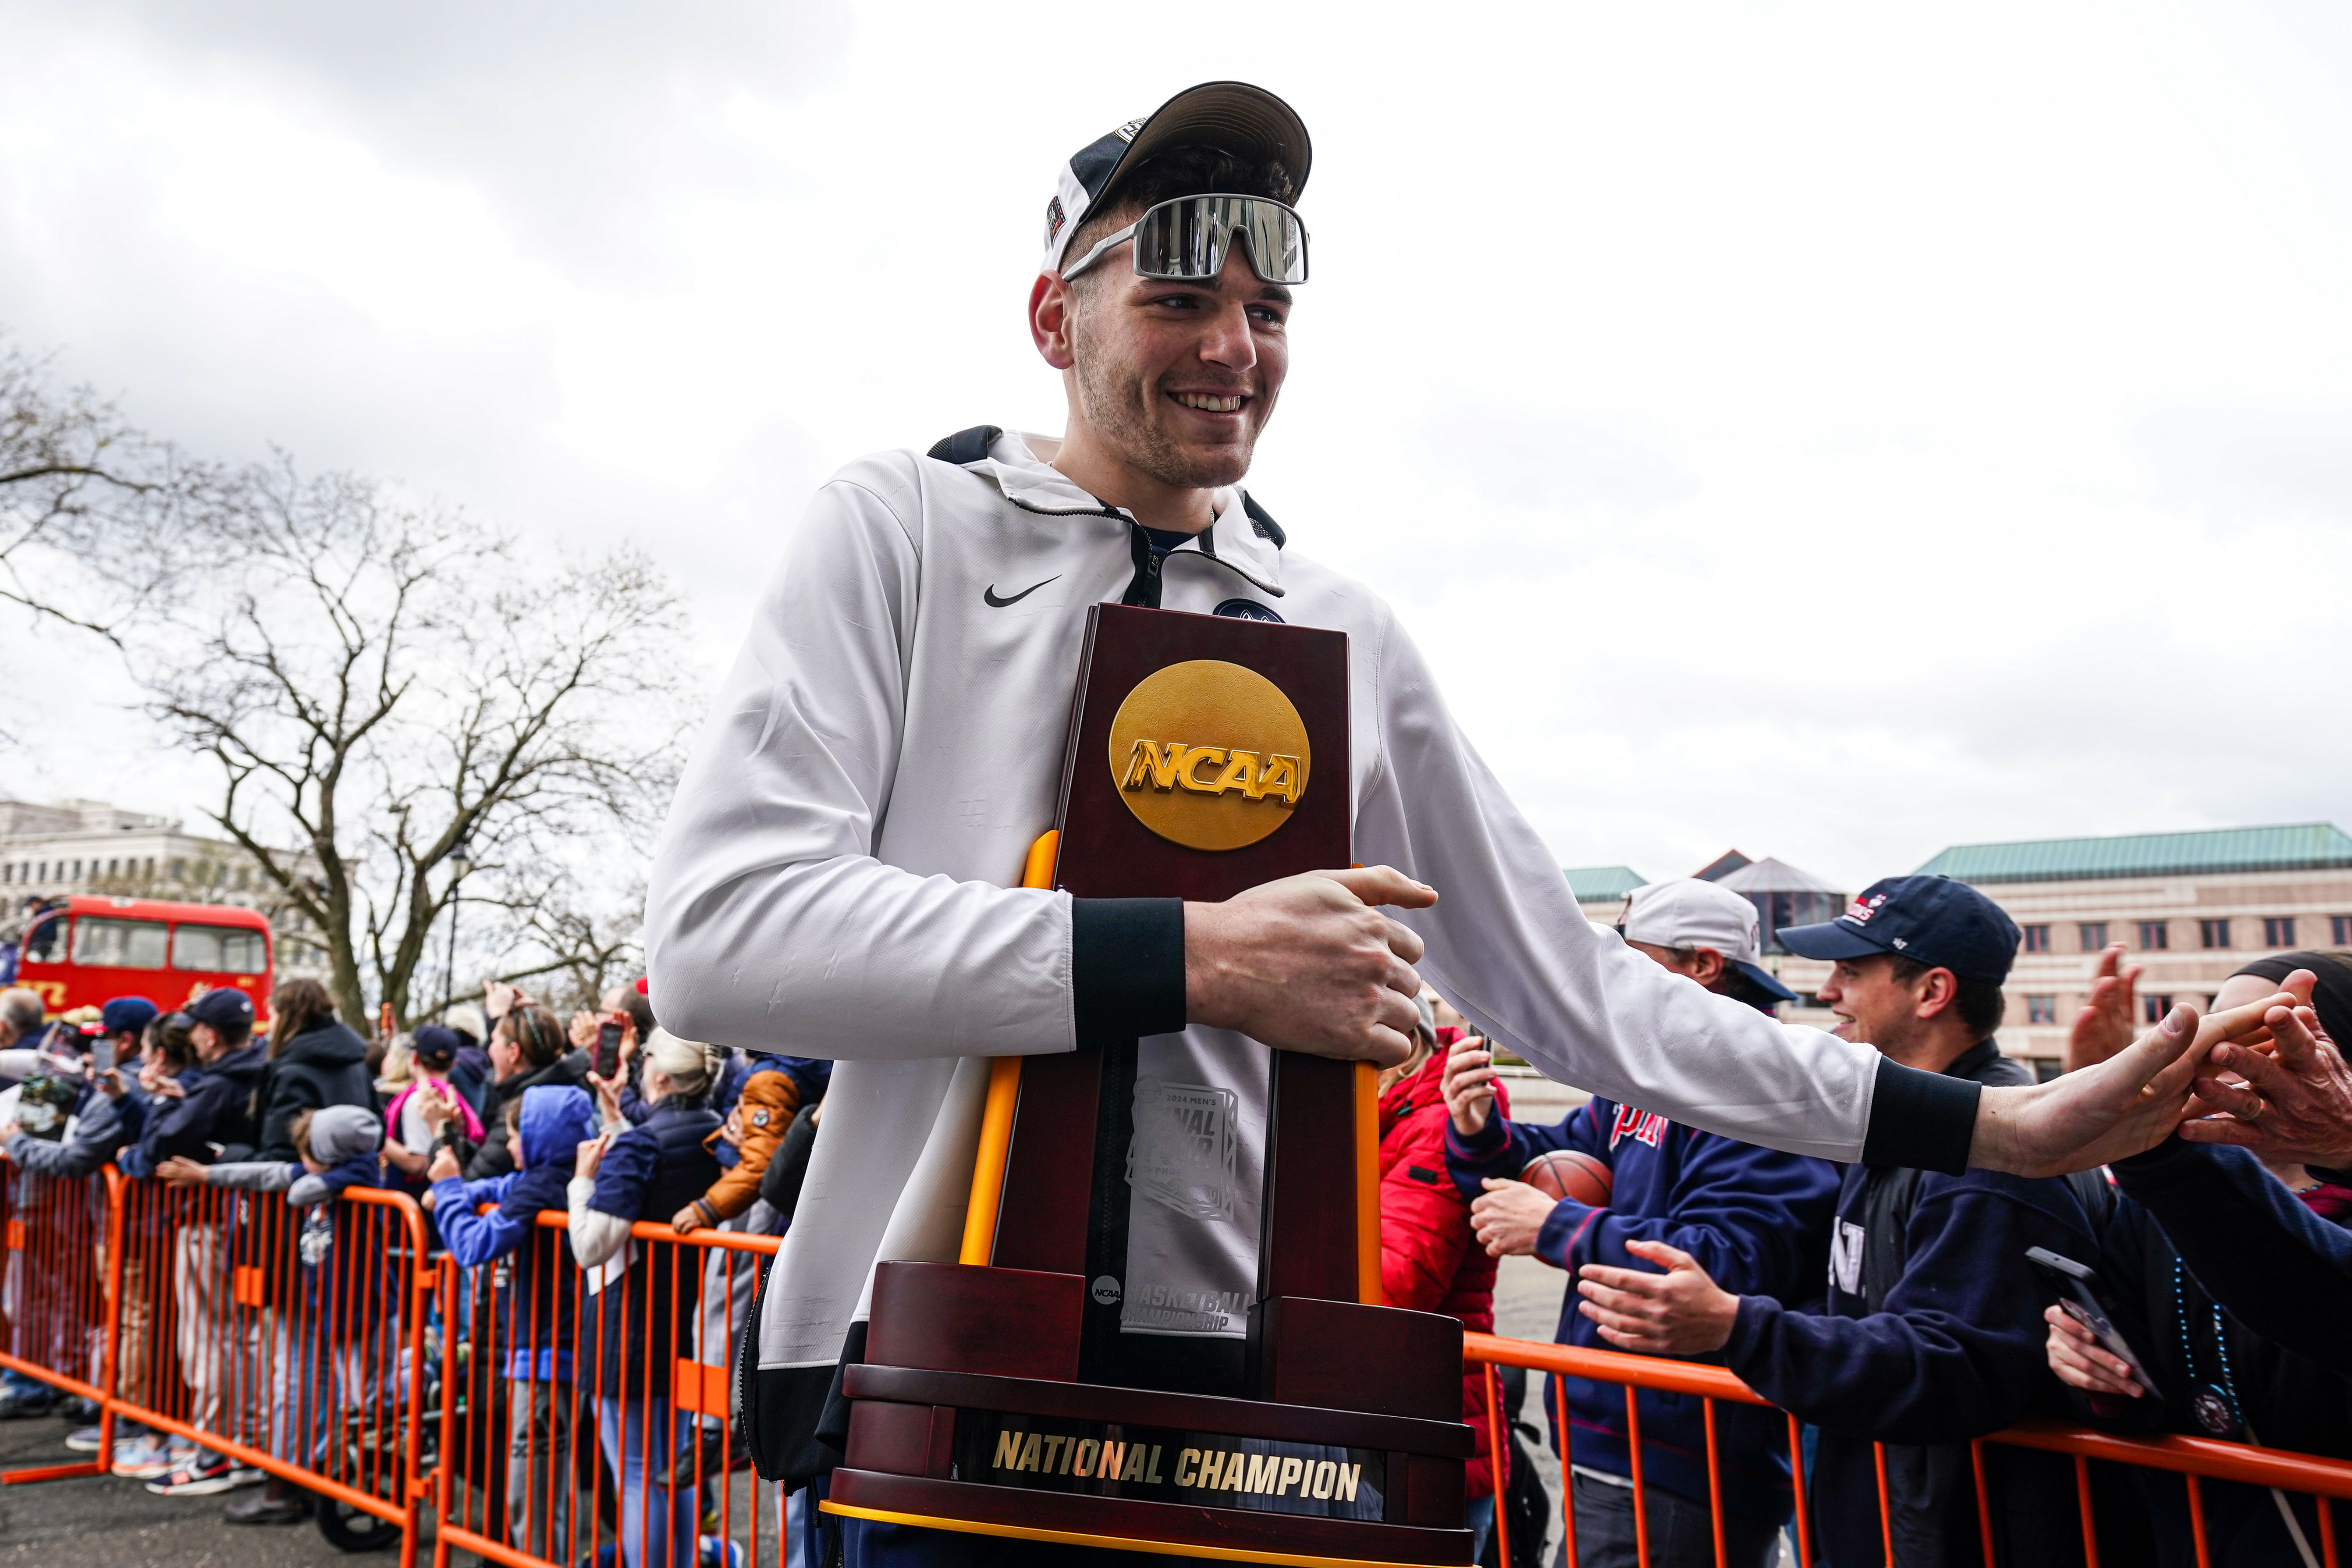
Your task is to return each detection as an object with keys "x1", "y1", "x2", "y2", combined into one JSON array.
[{"x1": 646, "y1": 82, "x2": 2297, "y2": 1566}]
